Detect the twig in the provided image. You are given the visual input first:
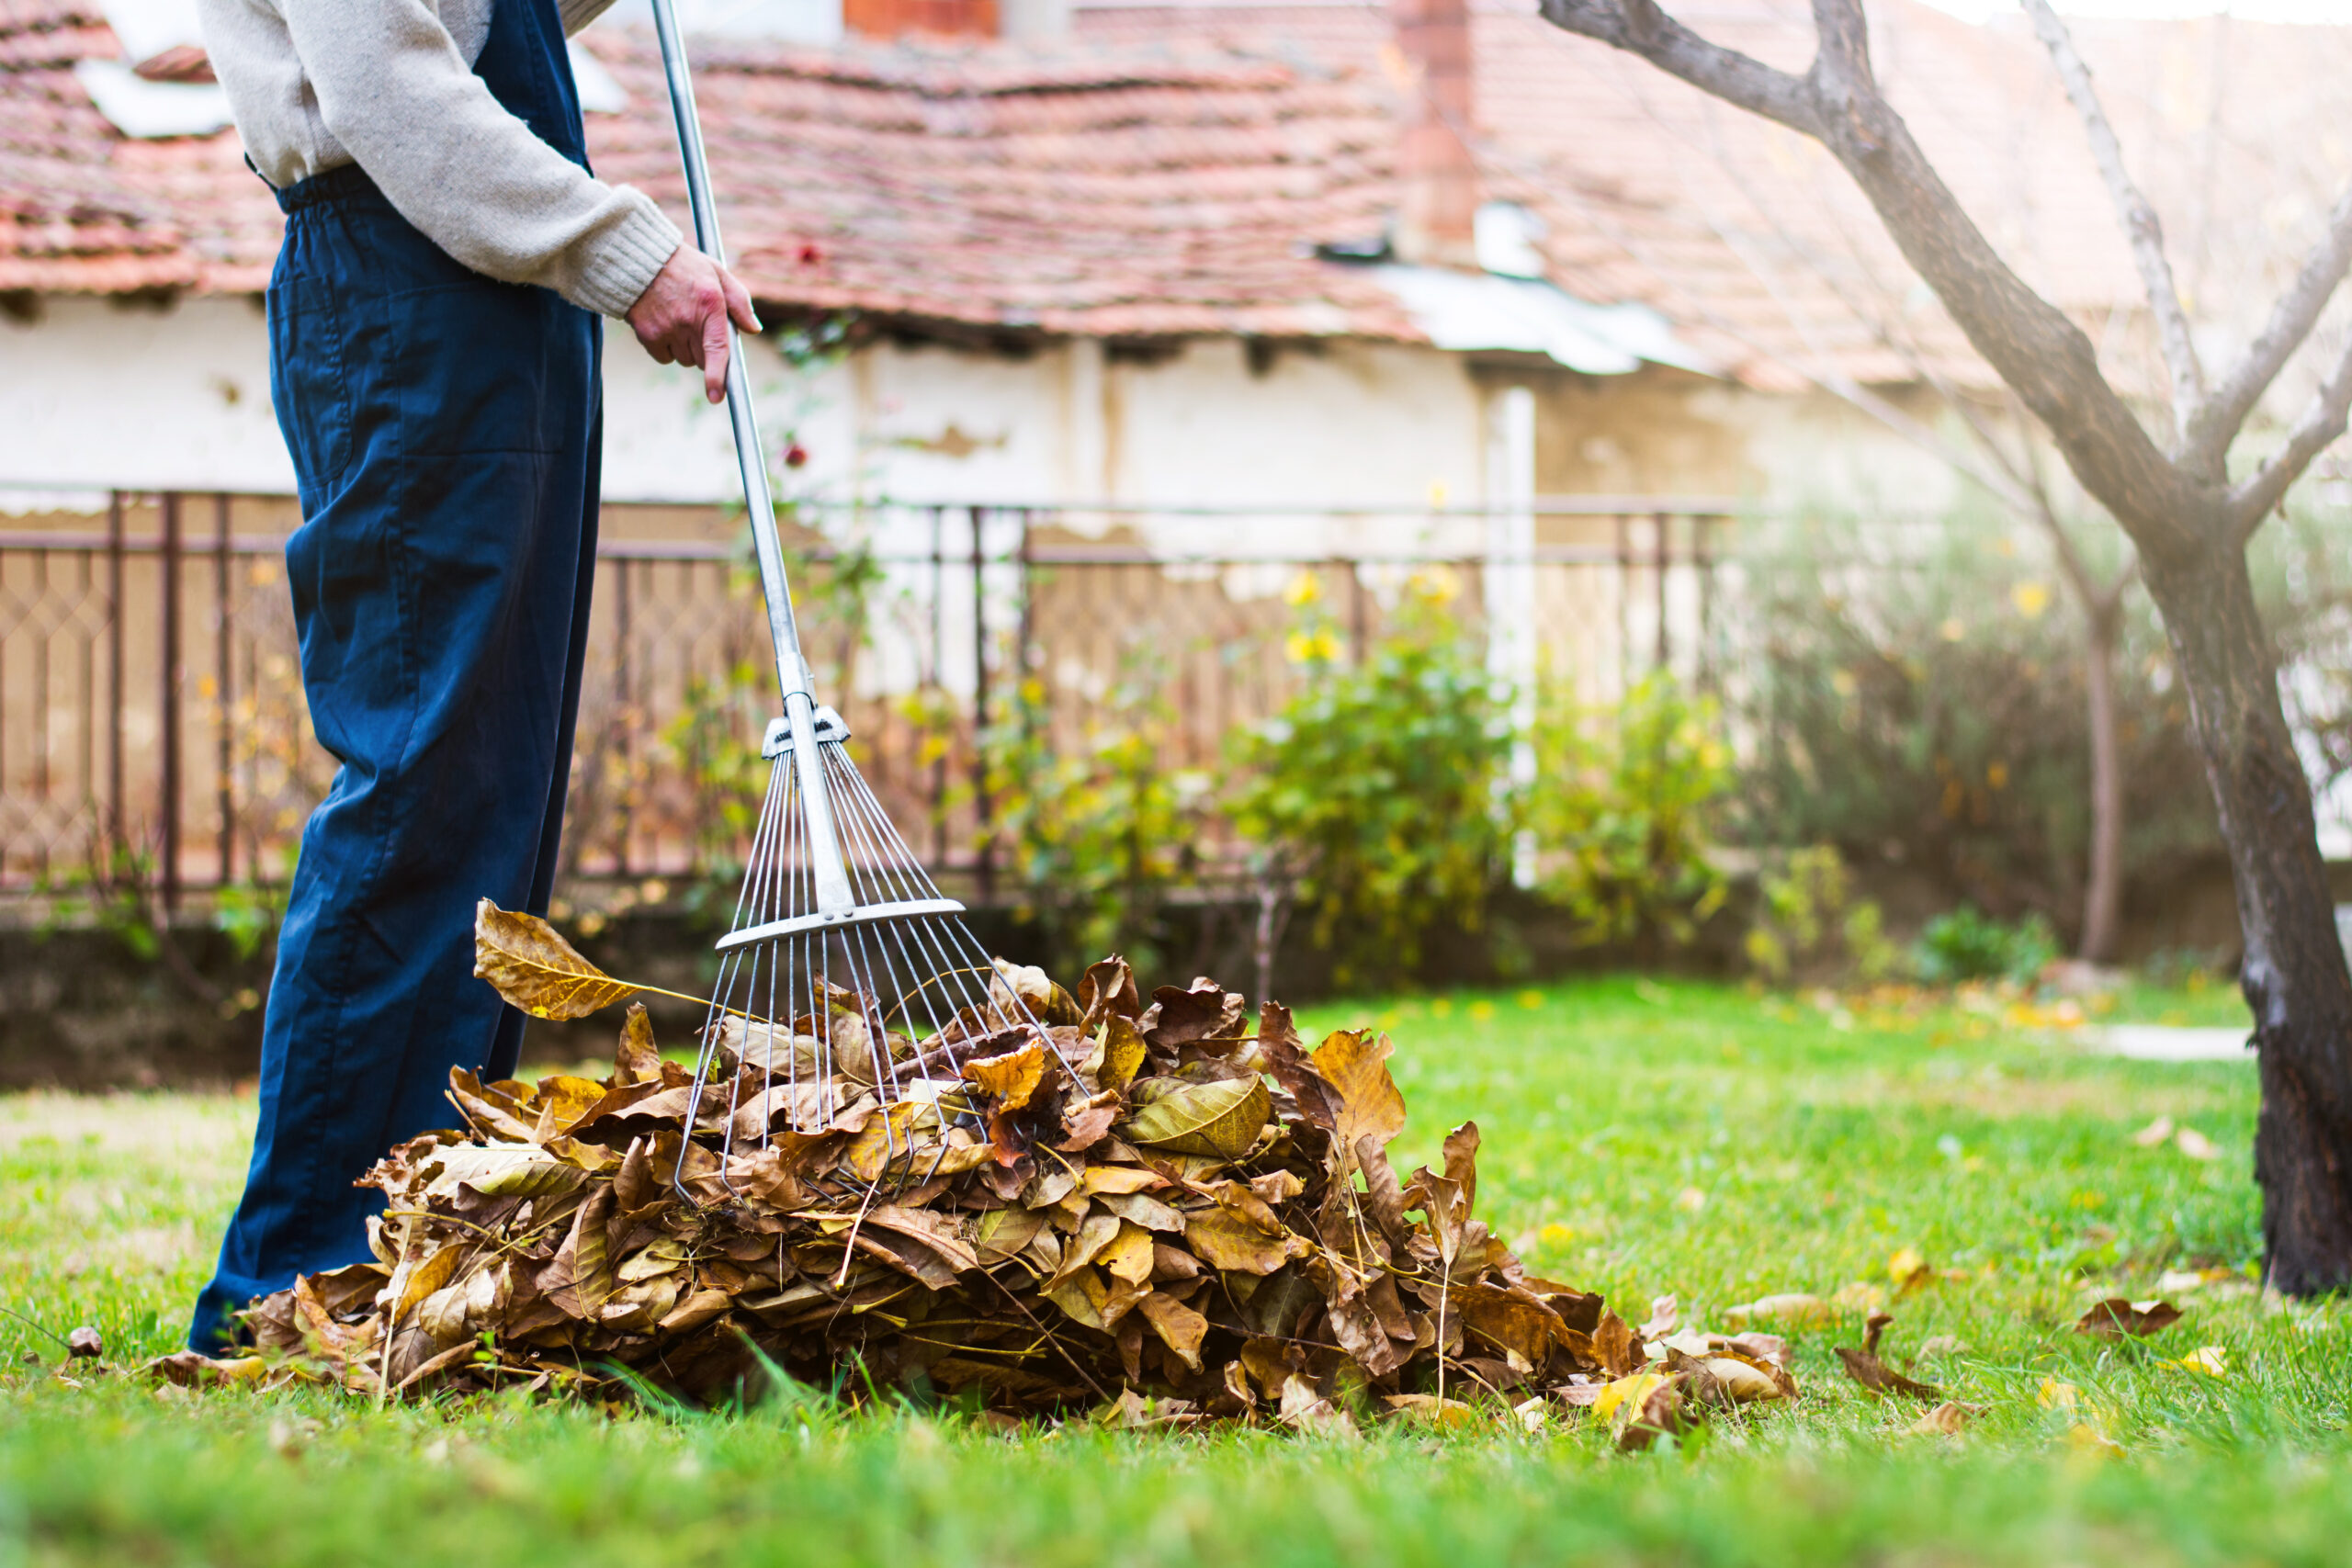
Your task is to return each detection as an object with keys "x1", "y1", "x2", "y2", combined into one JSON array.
[
  {"x1": 0, "y1": 1302, "x2": 73, "y2": 1351},
  {"x1": 2021, "y1": 0, "x2": 2204, "y2": 442}
]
